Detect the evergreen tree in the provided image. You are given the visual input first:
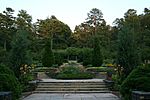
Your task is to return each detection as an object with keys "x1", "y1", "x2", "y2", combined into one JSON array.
[
  {"x1": 116, "y1": 25, "x2": 140, "y2": 78},
  {"x1": 9, "y1": 30, "x2": 31, "y2": 77},
  {"x1": 42, "y1": 38, "x2": 54, "y2": 67},
  {"x1": 92, "y1": 36, "x2": 103, "y2": 66}
]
